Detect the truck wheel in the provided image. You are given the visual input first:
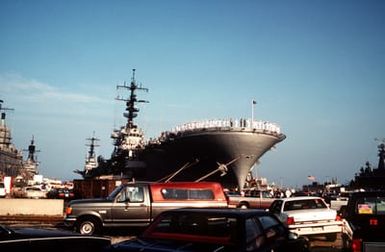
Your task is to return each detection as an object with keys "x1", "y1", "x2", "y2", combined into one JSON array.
[
  {"x1": 77, "y1": 217, "x2": 101, "y2": 235},
  {"x1": 239, "y1": 203, "x2": 249, "y2": 209},
  {"x1": 325, "y1": 233, "x2": 337, "y2": 242}
]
